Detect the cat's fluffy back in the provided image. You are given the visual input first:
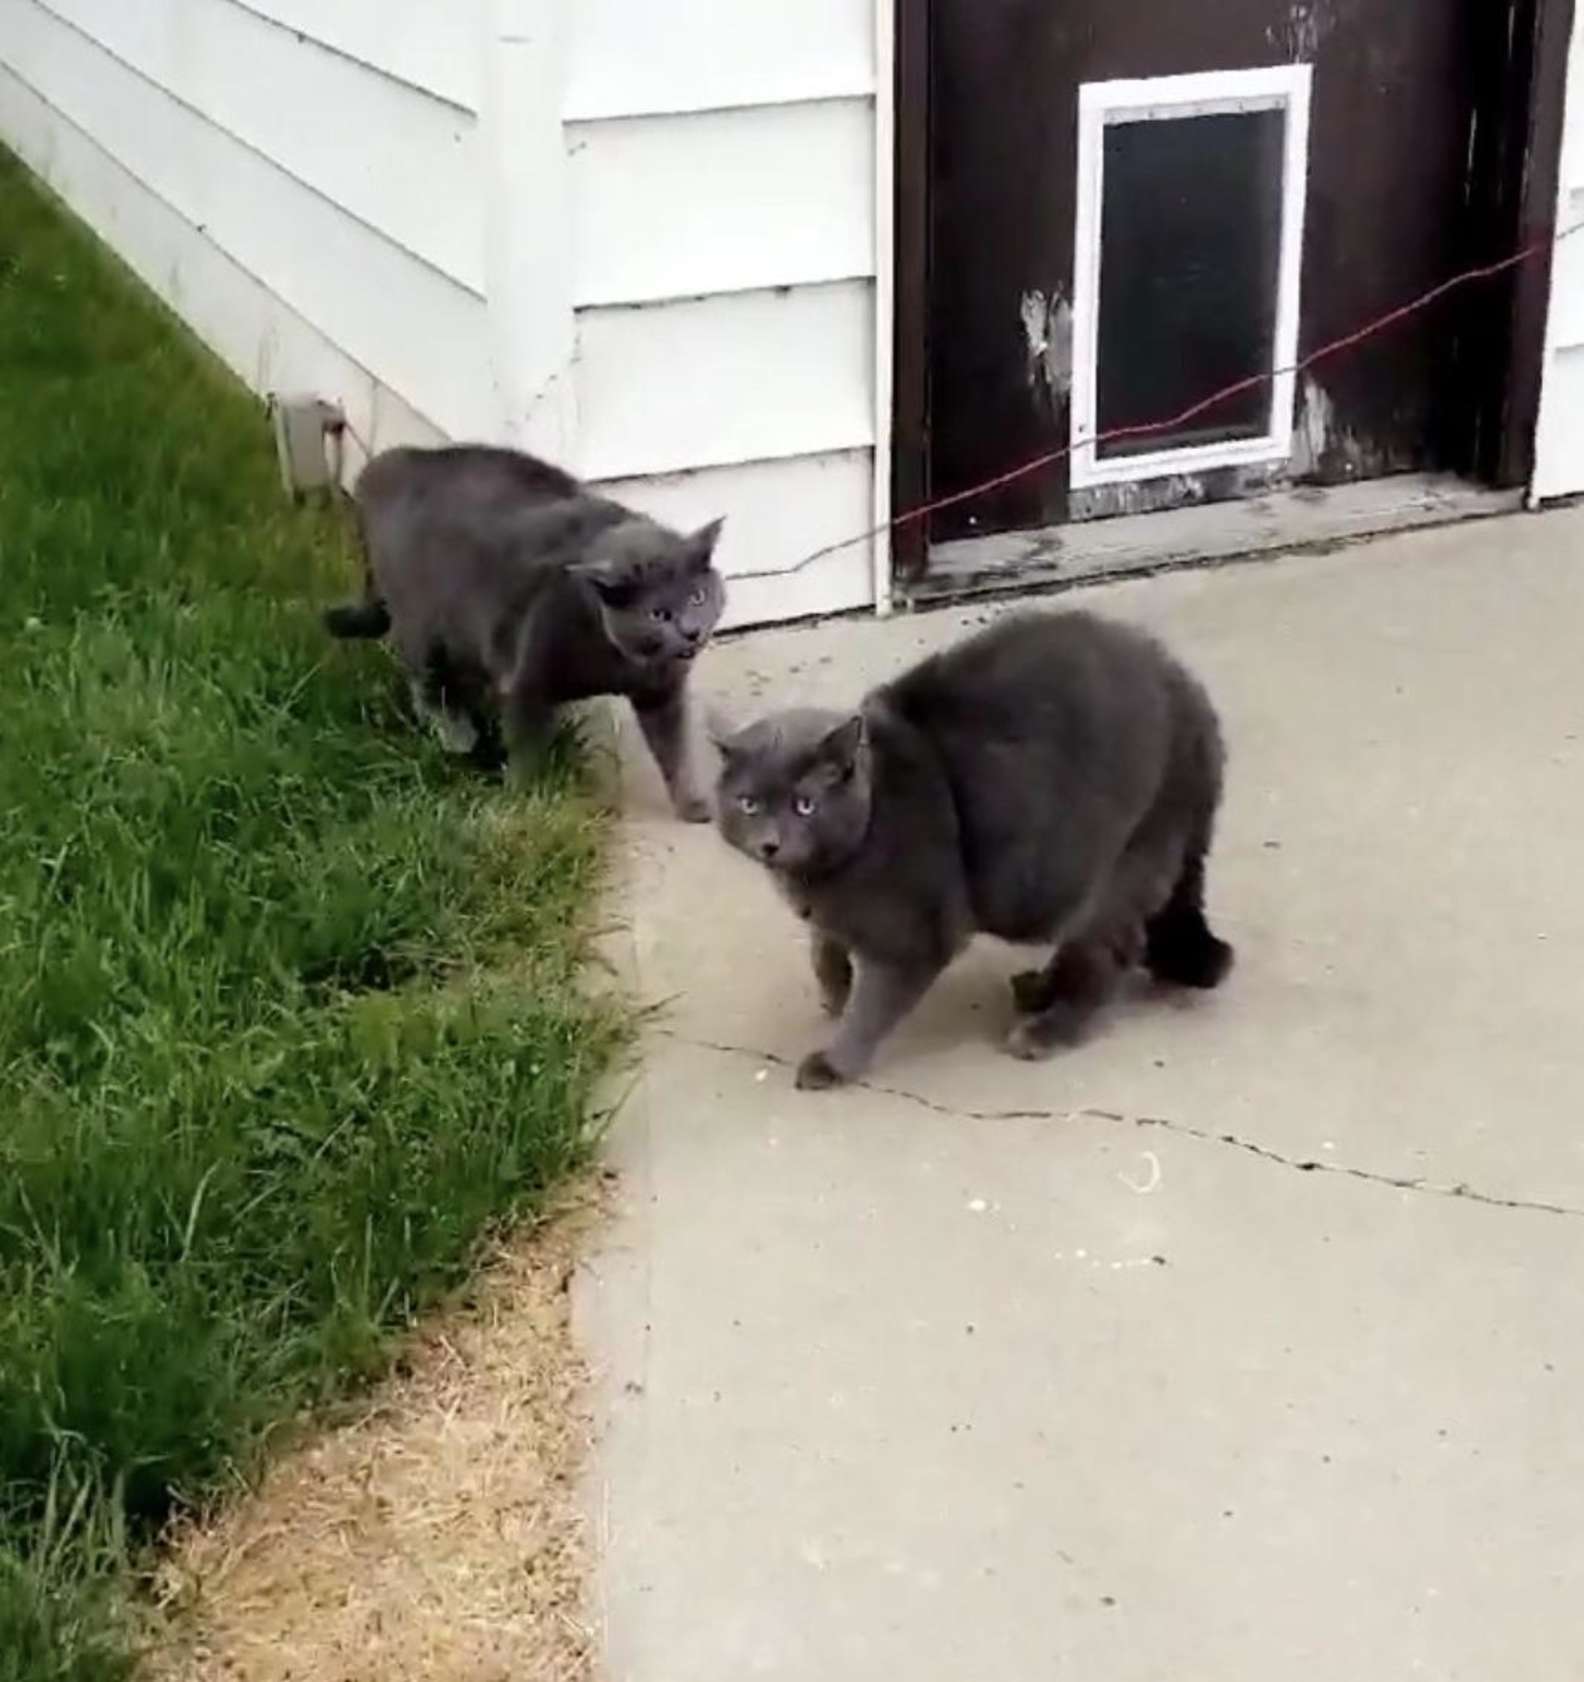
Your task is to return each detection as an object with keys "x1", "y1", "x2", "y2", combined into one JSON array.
[
  {"x1": 878, "y1": 610, "x2": 1223, "y2": 941},
  {"x1": 357, "y1": 444, "x2": 580, "y2": 525},
  {"x1": 886, "y1": 610, "x2": 1161, "y2": 737},
  {"x1": 356, "y1": 446, "x2": 625, "y2": 591},
  {"x1": 882, "y1": 609, "x2": 1212, "y2": 806}
]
